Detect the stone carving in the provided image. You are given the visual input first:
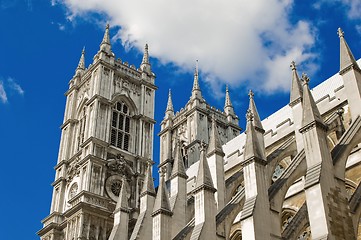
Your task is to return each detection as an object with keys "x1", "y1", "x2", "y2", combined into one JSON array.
[
  {"x1": 114, "y1": 76, "x2": 141, "y2": 96},
  {"x1": 66, "y1": 158, "x2": 80, "y2": 182},
  {"x1": 106, "y1": 154, "x2": 135, "y2": 179},
  {"x1": 84, "y1": 196, "x2": 108, "y2": 208}
]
